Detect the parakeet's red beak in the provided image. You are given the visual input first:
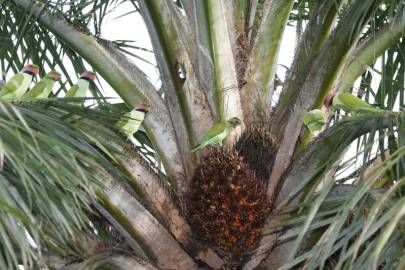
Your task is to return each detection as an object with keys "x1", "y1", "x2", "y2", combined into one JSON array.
[
  {"x1": 48, "y1": 71, "x2": 62, "y2": 81},
  {"x1": 80, "y1": 71, "x2": 97, "y2": 81},
  {"x1": 324, "y1": 93, "x2": 335, "y2": 108},
  {"x1": 134, "y1": 103, "x2": 151, "y2": 113},
  {"x1": 22, "y1": 64, "x2": 40, "y2": 76}
]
